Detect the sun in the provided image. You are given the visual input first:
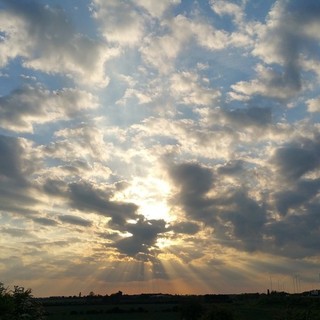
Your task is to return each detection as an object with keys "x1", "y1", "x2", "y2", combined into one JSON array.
[{"x1": 113, "y1": 176, "x2": 173, "y2": 222}]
